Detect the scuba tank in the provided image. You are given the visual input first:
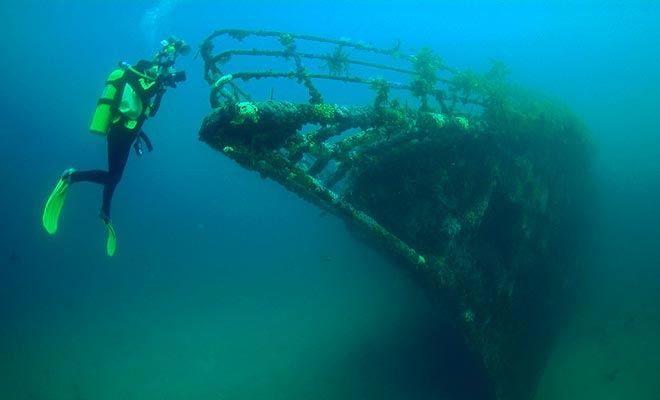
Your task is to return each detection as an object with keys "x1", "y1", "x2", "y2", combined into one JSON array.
[
  {"x1": 90, "y1": 36, "x2": 190, "y2": 135},
  {"x1": 89, "y1": 66, "x2": 126, "y2": 135}
]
